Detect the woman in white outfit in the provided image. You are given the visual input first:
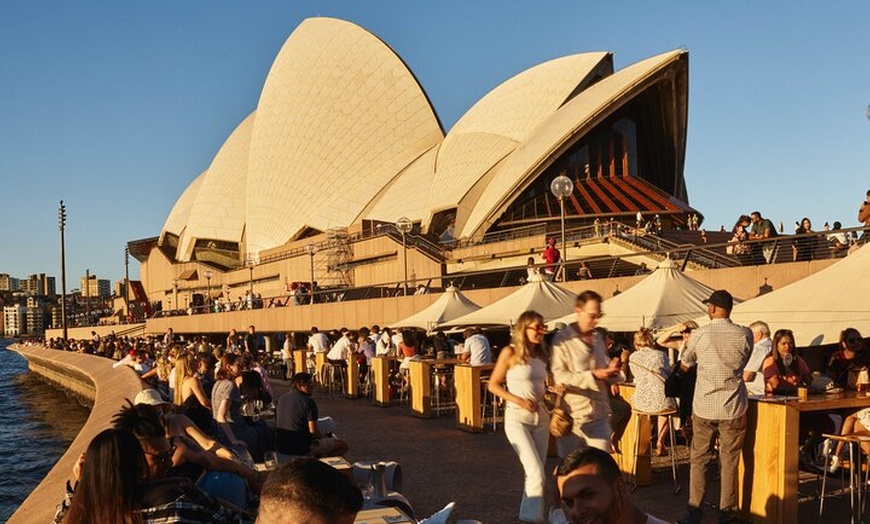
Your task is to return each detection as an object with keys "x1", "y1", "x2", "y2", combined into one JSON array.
[{"x1": 488, "y1": 310, "x2": 563, "y2": 523}]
